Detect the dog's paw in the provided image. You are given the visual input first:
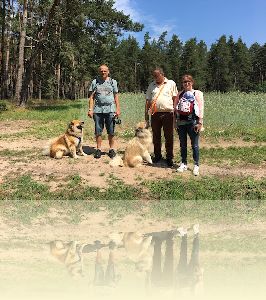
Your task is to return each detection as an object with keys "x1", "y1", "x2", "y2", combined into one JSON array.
[{"x1": 81, "y1": 152, "x2": 87, "y2": 156}]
